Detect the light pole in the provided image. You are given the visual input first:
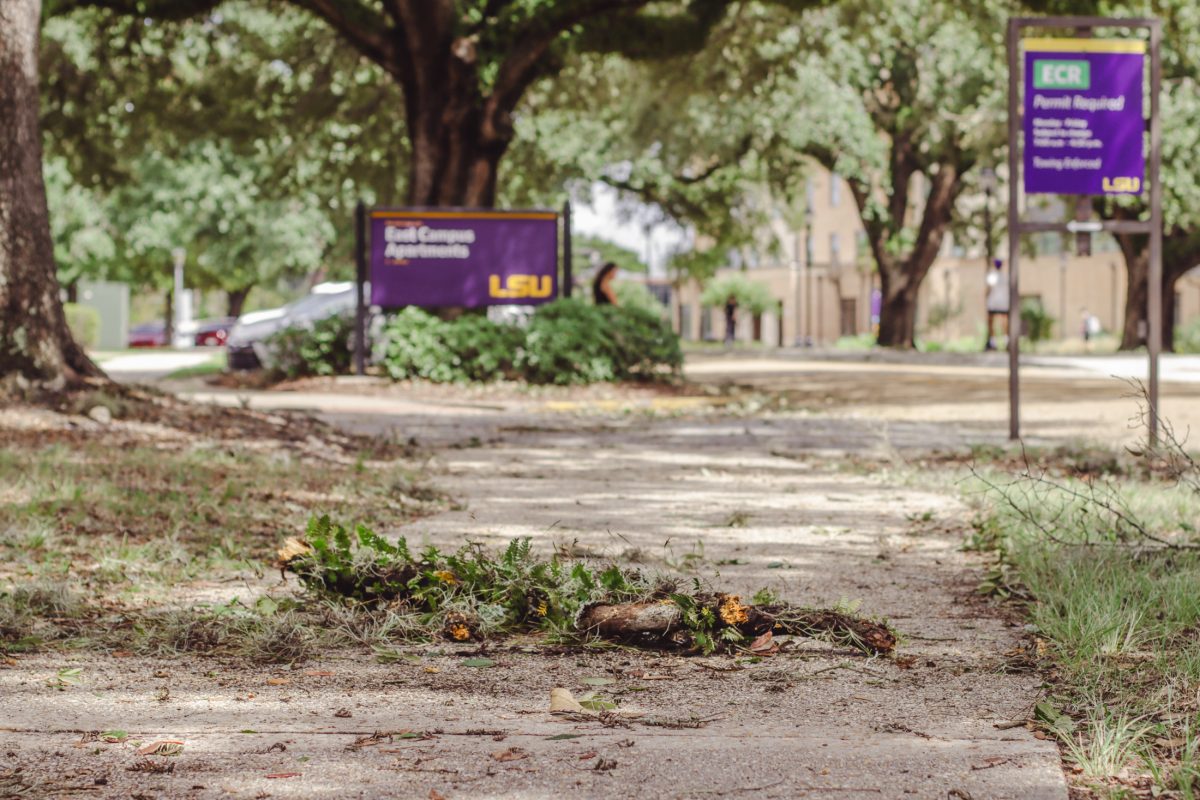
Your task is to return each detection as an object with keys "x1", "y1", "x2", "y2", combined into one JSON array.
[
  {"x1": 1059, "y1": 250, "x2": 1068, "y2": 341},
  {"x1": 980, "y1": 167, "x2": 997, "y2": 270},
  {"x1": 980, "y1": 167, "x2": 998, "y2": 351},
  {"x1": 171, "y1": 247, "x2": 186, "y2": 348},
  {"x1": 790, "y1": 231, "x2": 800, "y2": 346},
  {"x1": 802, "y1": 198, "x2": 814, "y2": 346}
]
